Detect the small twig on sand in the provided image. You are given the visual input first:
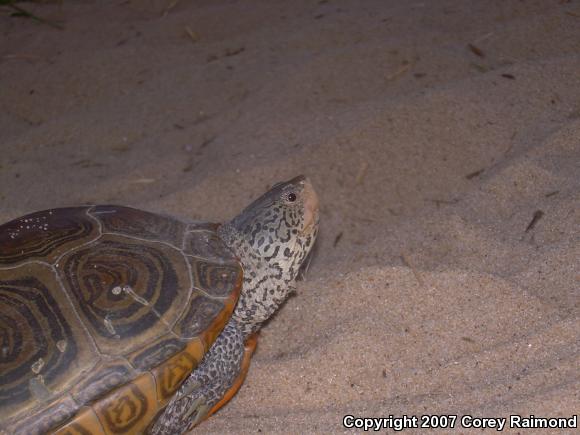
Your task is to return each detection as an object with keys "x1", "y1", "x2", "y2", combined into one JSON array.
[
  {"x1": 4, "y1": 2, "x2": 64, "y2": 30},
  {"x1": 428, "y1": 198, "x2": 459, "y2": 208},
  {"x1": 161, "y1": 0, "x2": 180, "y2": 17},
  {"x1": 467, "y1": 43, "x2": 485, "y2": 58},
  {"x1": 129, "y1": 178, "x2": 156, "y2": 184},
  {"x1": 386, "y1": 62, "x2": 411, "y2": 81},
  {"x1": 474, "y1": 32, "x2": 494, "y2": 44},
  {"x1": 355, "y1": 161, "x2": 369, "y2": 185},
  {"x1": 401, "y1": 252, "x2": 425, "y2": 287},
  {"x1": 333, "y1": 232, "x2": 343, "y2": 248},
  {"x1": 184, "y1": 26, "x2": 200, "y2": 42},
  {"x1": 525, "y1": 210, "x2": 544, "y2": 233},
  {"x1": 2, "y1": 53, "x2": 44, "y2": 61},
  {"x1": 465, "y1": 168, "x2": 485, "y2": 180}
]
